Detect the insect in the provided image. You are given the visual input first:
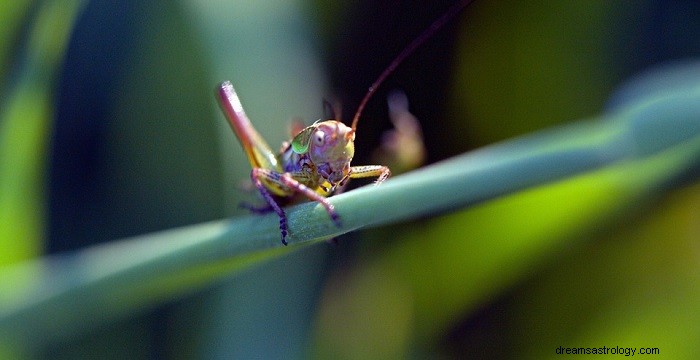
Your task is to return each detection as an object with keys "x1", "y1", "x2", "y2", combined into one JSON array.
[{"x1": 217, "y1": 0, "x2": 475, "y2": 245}]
